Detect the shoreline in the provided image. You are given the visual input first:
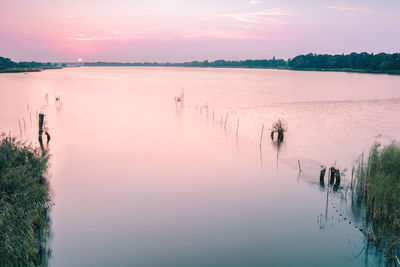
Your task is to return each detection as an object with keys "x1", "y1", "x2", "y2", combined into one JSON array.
[
  {"x1": 2, "y1": 65, "x2": 400, "y2": 76},
  {"x1": 0, "y1": 66, "x2": 62, "y2": 73},
  {"x1": 81, "y1": 65, "x2": 400, "y2": 75}
]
